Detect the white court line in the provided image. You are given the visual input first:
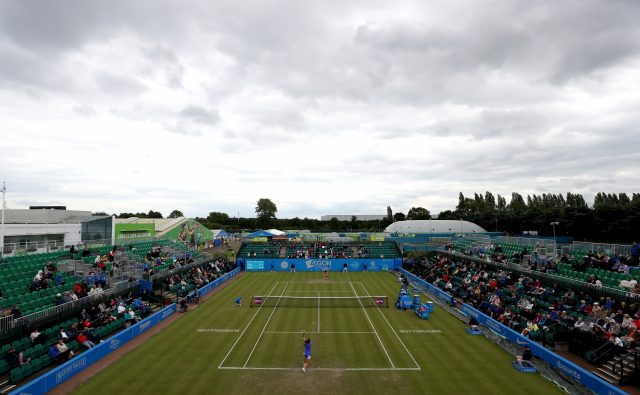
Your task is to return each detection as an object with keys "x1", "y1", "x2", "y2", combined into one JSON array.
[
  {"x1": 219, "y1": 366, "x2": 421, "y2": 371},
  {"x1": 218, "y1": 282, "x2": 280, "y2": 368},
  {"x1": 243, "y1": 283, "x2": 290, "y2": 367},
  {"x1": 263, "y1": 331, "x2": 375, "y2": 334},
  {"x1": 281, "y1": 281, "x2": 359, "y2": 284},
  {"x1": 357, "y1": 282, "x2": 421, "y2": 370},
  {"x1": 317, "y1": 291, "x2": 321, "y2": 333},
  {"x1": 349, "y1": 281, "x2": 395, "y2": 368},
  {"x1": 286, "y1": 290, "x2": 354, "y2": 293}
]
